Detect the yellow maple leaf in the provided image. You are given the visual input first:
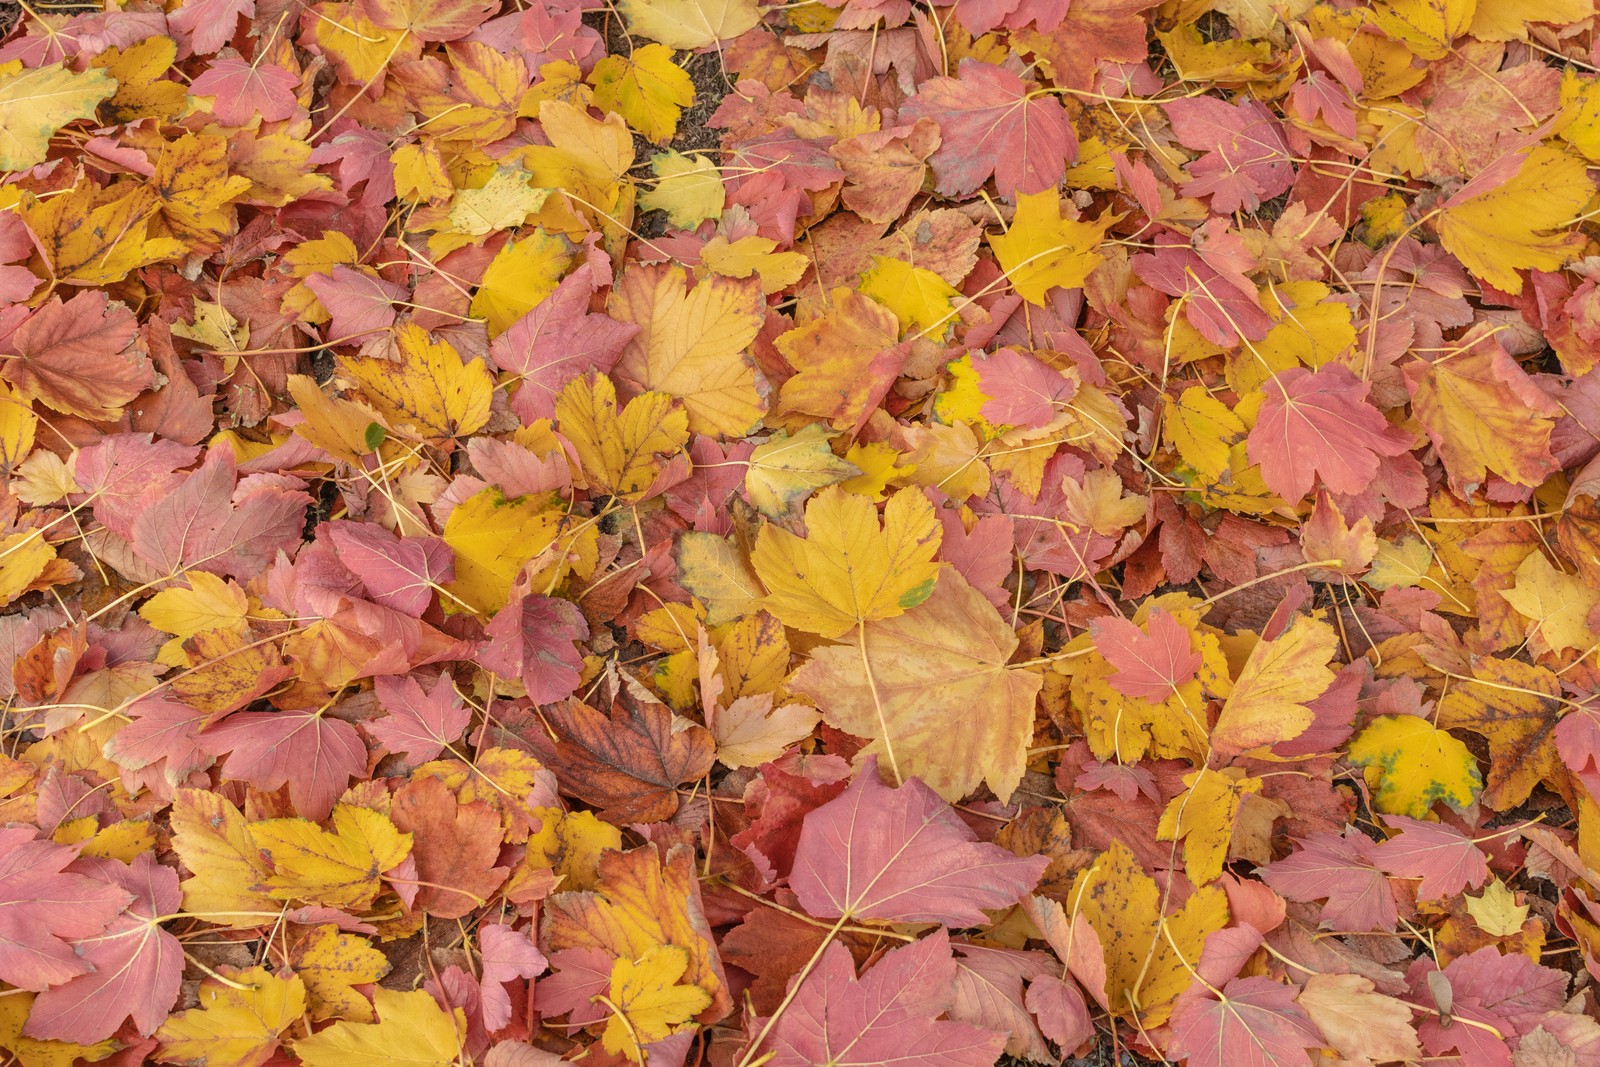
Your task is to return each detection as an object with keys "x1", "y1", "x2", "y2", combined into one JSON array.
[
  {"x1": 589, "y1": 43, "x2": 694, "y2": 146},
  {"x1": 1438, "y1": 656, "x2": 1569, "y2": 809},
  {"x1": 743, "y1": 424, "x2": 860, "y2": 520},
  {"x1": 341, "y1": 324, "x2": 494, "y2": 441},
  {"x1": 441, "y1": 488, "x2": 566, "y2": 614},
  {"x1": 858, "y1": 256, "x2": 962, "y2": 337},
  {"x1": 603, "y1": 946, "x2": 713, "y2": 1063},
  {"x1": 0, "y1": 991, "x2": 116, "y2": 1067},
  {"x1": 291, "y1": 925, "x2": 391, "y2": 1023},
  {"x1": 556, "y1": 374, "x2": 689, "y2": 500},
  {"x1": 840, "y1": 441, "x2": 914, "y2": 501},
  {"x1": 170, "y1": 790, "x2": 280, "y2": 927},
  {"x1": 394, "y1": 141, "x2": 453, "y2": 202},
  {"x1": 520, "y1": 99, "x2": 634, "y2": 211},
  {"x1": 91, "y1": 37, "x2": 187, "y2": 124},
  {"x1": 789, "y1": 568, "x2": 1039, "y2": 800},
  {"x1": 248, "y1": 804, "x2": 412, "y2": 911},
  {"x1": 150, "y1": 133, "x2": 254, "y2": 245},
  {"x1": 0, "y1": 61, "x2": 115, "y2": 171},
  {"x1": 640, "y1": 150, "x2": 724, "y2": 228},
  {"x1": 0, "y1": 530, "x2": 57, "y2": 609},
  {"x1": 287, "y1": 375, "x2": 390, "y2": 464},
  {"x1": 522, "y1": 807, "x2": 622, "y2": 891},
  {"x1": 752, "y1": 486, "x2": 942, "y2": 638},
  {"x1": 0, "y1": 382, "x2": 37, "y2": 471},
  {"x1": 1369, "y1": 0, "x2": 1473, "y2": 58},
  {"x1": 618, "y1": 0, "x2": 761, "y2": 49},
  {"x1": 610, "y1": 263, "x2": 766, "y2": 436},
  {"x1": 447, "y1": 165, "x2": 551, "y2": 236},
  {"x1": 1211, "y1": 614, "x2": 1338, "y2": 755},
  {"x1": 699, "y1": 235, "x2": 808, "y2": 295},
  {"x1": 1157, "y1": 766, "x2": 1263, "y2": 886},
  {"x1": 1348, "y1": 715, "x2": 1481, "y2": 817},
  {"x1": 1072, "y1": 840, "x2": 1229, "y2": 1025},
  {"x1": 1500, "y1": 552, "x2": 1600, "y2": 655},
  {"x1": 674, "y1": 533, "x2": 764, "y2": 626},
  {"x1": 471, "y1": 228, "x2": 576, "y2": 336},
  {"x1": 155, "y1": 966, "x2": 306, "y2": 1067},
  {"x1": 19, "y1": 183, "x2": 184, "y2": 286},
  {"x1": 140, "y1": 572, "x2": 250, "y2": 666},
  {"x1": 989, "y1": 190, "x2": 1110, "y2": 304},
  {"x1": 1435, "y1": 146, "x2": 1592, "y2": 294},
  {"x1": 292, "y1": 988, "x2": 465, "y2": 1067},
  {"x1": 772, "y1": 288, "x2": 903, "y2": 433}
]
